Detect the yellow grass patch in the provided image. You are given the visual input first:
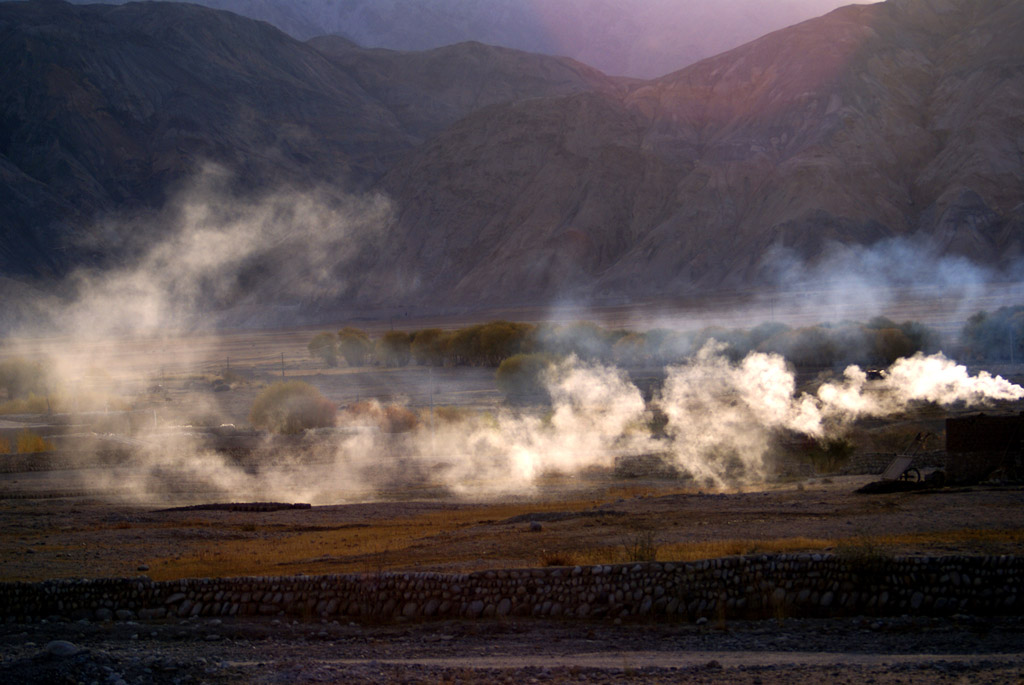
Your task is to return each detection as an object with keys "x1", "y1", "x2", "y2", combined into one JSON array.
[
  {"x1": 143, "y1": 494, "x2": 1024, "y2": 581},
  {"x1": 145, "y1": 499, "x2": 608, "y2": 580}
]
